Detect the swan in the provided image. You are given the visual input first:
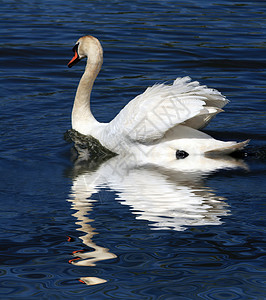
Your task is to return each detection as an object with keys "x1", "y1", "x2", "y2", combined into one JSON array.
[{"x1": 67, "y1": 35, "x2": 248, "y2": 163}]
